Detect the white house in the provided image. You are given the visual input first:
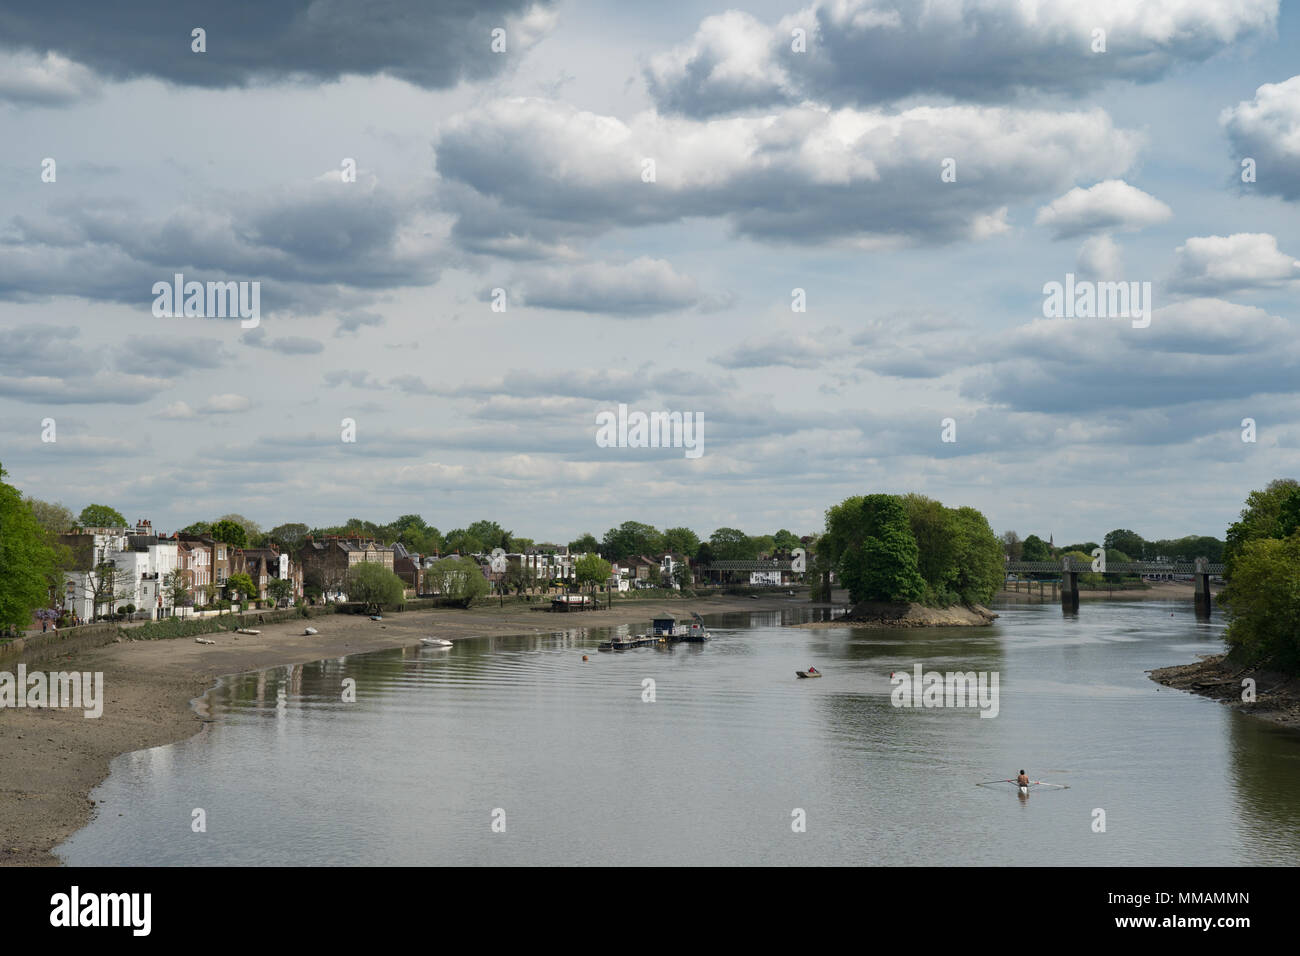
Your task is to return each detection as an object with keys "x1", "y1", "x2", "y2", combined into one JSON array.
[{"x1": 61, "y1": 526, "x2": 179, "y2": 621}]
